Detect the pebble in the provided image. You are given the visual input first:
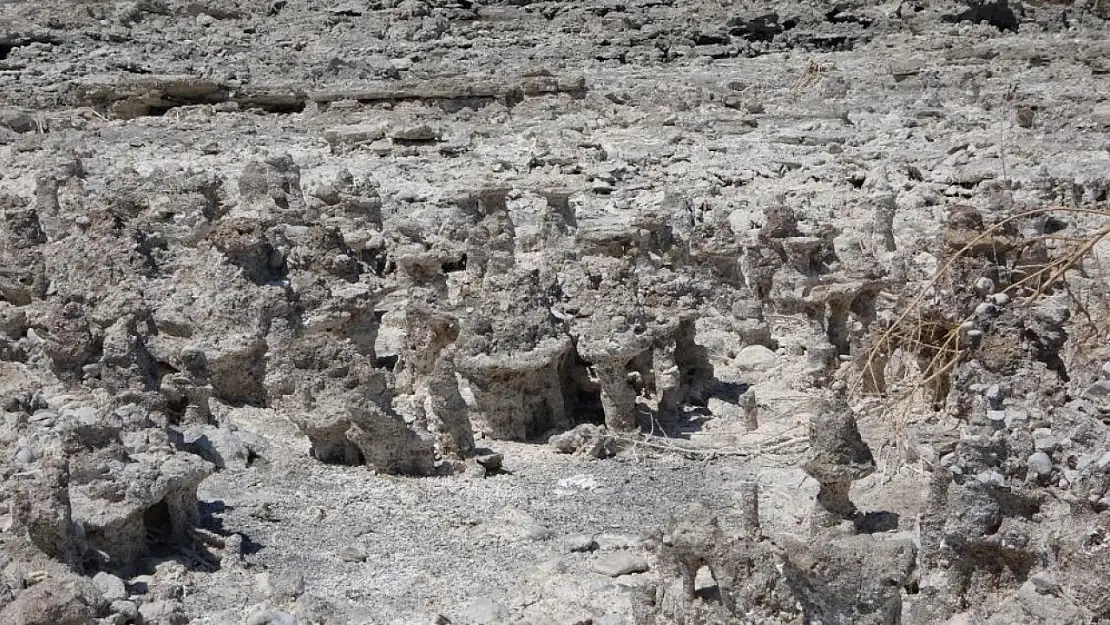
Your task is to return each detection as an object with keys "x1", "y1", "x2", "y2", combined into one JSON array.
[
  {"x1": 1015, "y1": 106, "x2": 1035, "y2": 129},
  {"x1": 1027, "y1": 452, "x2": 1053, "y2": 477},
  {"x1": 14, "y1": 446, "x2": 34, "y2": 465},
  {"x1": 974, "y1": 276, "x2": 995, "y2": 295},
  {"x1": 1101, "y1": 361, "x2": 1110, "y2": 379},
  {"x1": 592, "y1": 552, "x2": 650, "y2": 577},
  {"x1": 990, "y1": 292, "x2": 1010, "y2": 306}
]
